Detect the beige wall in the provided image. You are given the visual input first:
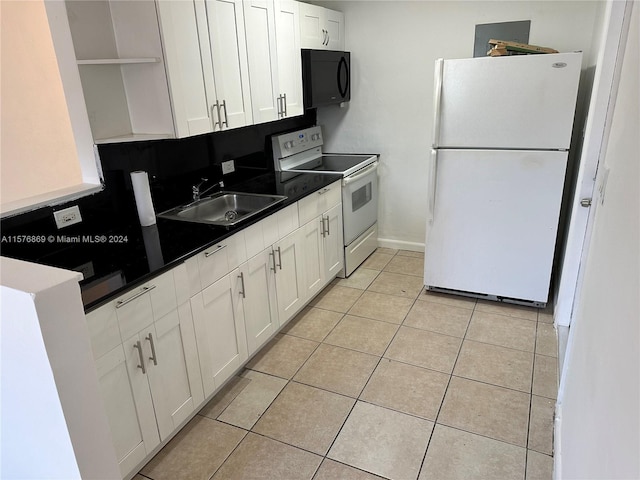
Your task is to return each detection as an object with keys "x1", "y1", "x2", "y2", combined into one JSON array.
[{"x1": 1, "y1": 0, "x2": 83, "y2": 206}]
